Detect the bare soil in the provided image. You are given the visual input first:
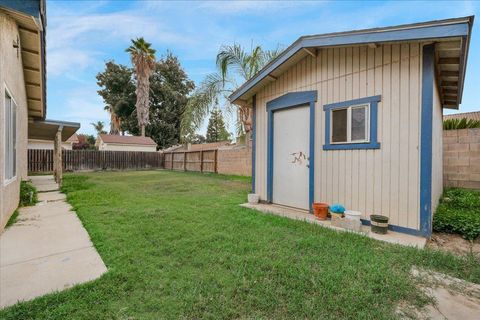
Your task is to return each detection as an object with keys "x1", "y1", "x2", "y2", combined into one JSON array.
[{"x1": 428, "y1": 232, "x2": 480, "y2": 259}]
